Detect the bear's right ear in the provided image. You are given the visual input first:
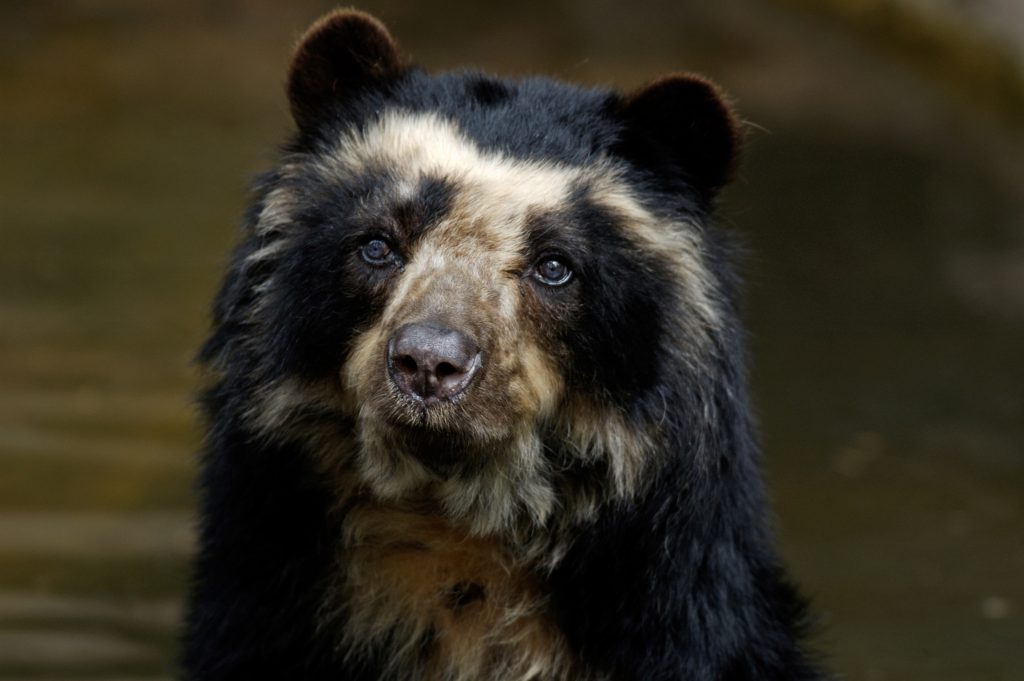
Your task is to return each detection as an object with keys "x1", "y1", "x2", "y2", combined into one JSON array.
[{"x1": 287, "y1": 10, "x2": 404, "y2": 132}]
